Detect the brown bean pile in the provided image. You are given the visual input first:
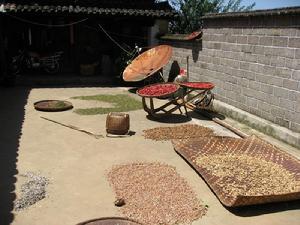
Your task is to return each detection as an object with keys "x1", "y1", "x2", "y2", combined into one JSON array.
[
  {"x1": 107, "y1": 163, "x2": 207, "y2": 225},
  {"x1": 143, "y1": 124, "x2": 214, "y2": 141},
  {"x1": 196, "y1": 154, "x2": 300, "y2": 196}
]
